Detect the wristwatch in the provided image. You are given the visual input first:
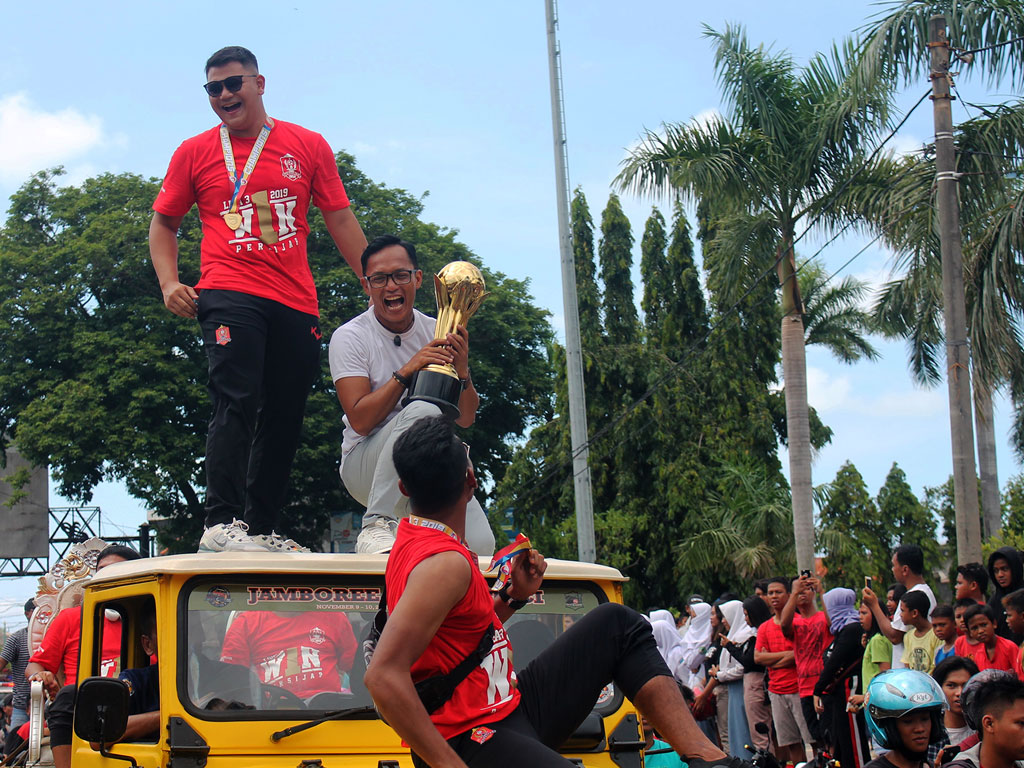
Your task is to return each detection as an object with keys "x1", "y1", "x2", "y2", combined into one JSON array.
[
  {"x1": 392, "y1": 370, "x2": 411, "y2": 389},
  {"x1": 497, "y1": 584, "x2": 529, "y2": 610}
]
